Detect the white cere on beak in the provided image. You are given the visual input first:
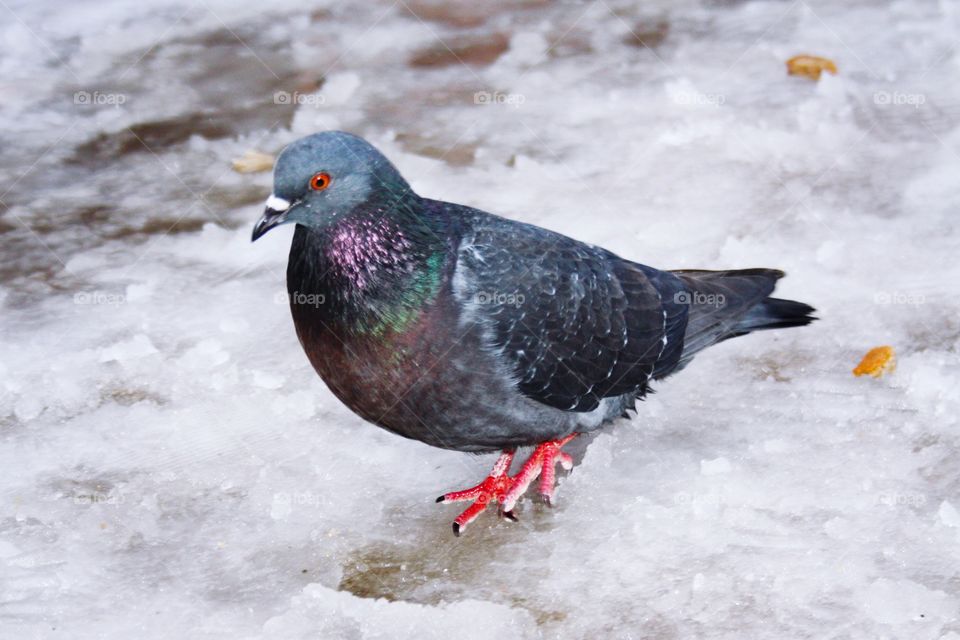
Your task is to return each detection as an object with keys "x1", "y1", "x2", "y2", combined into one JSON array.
[{"x1": 265, "y1": 194, "x2": 291, "y2": 212}]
